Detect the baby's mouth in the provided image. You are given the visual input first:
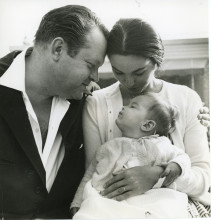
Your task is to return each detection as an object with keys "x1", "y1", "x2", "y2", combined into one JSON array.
[{"x1": 118, "y1": 111, "x2": 123, "y2": 118}]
